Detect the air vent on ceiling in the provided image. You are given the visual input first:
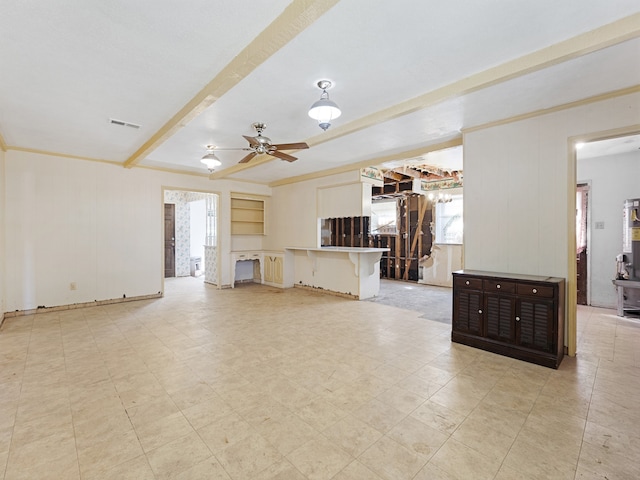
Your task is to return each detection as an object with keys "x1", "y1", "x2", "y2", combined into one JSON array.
[{"x1": 109, "y1": 118, "x2": 141, "y2": 129}]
